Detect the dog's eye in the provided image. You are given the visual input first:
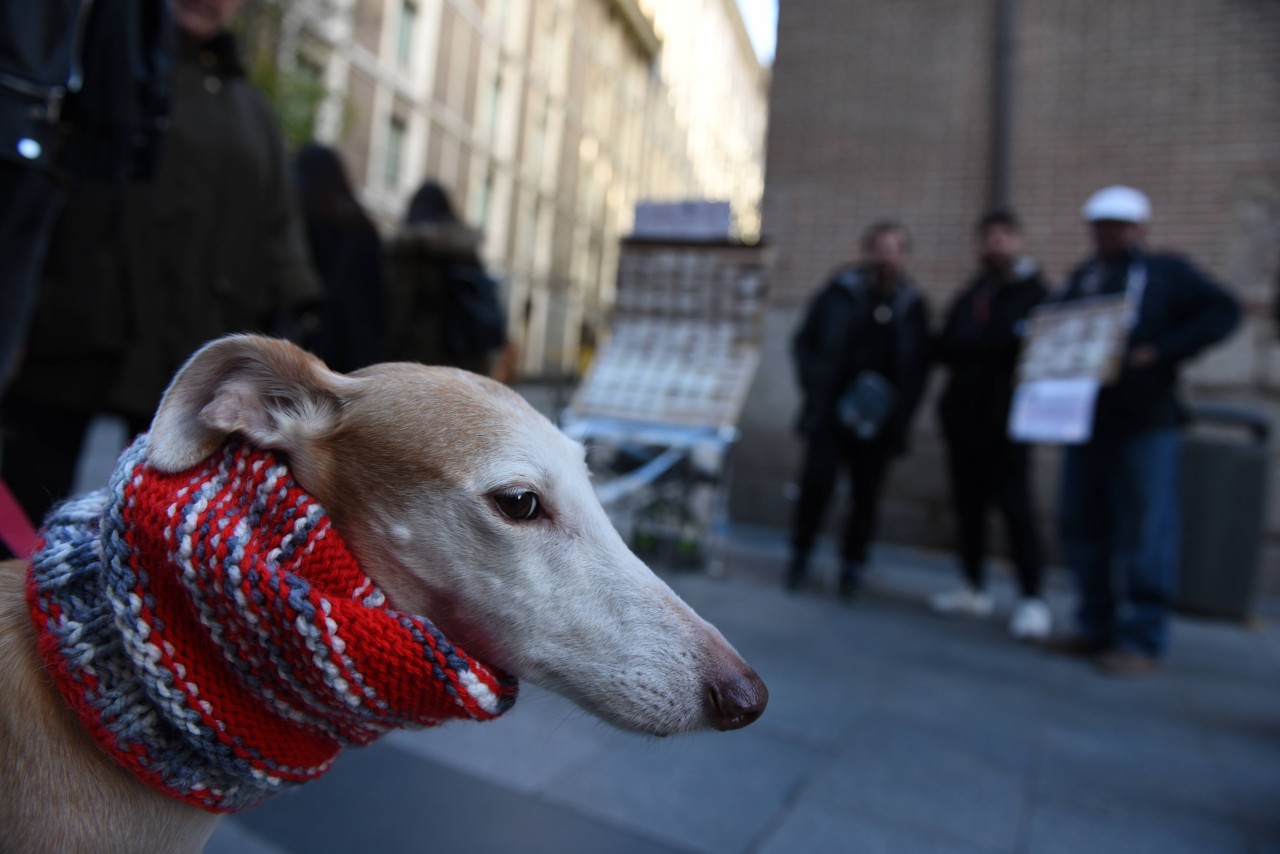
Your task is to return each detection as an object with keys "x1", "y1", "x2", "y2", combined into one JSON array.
[{"x1": 494, "y1": 490, "x2": 541, "y2": 521}]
